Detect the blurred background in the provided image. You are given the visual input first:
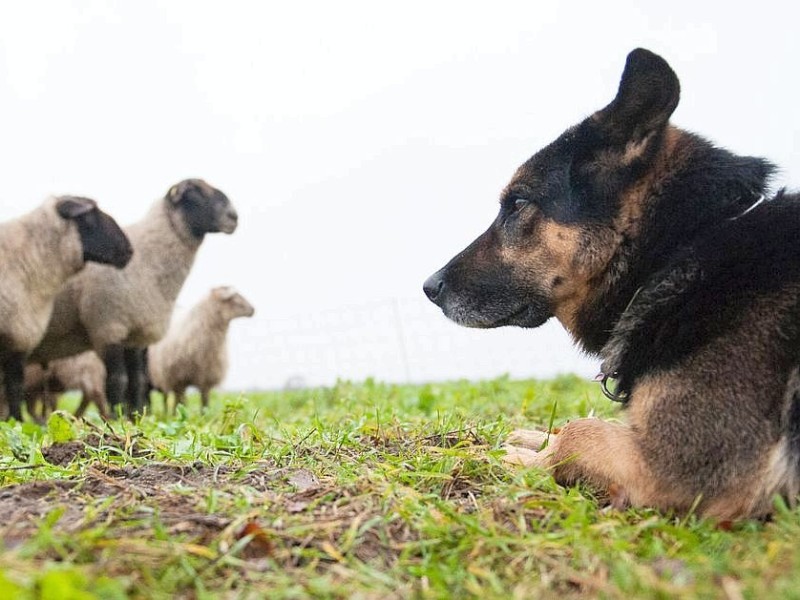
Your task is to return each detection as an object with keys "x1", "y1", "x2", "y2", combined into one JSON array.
[{"x1": 0, "y1": 1, "x2": 797, "y2": 389}]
